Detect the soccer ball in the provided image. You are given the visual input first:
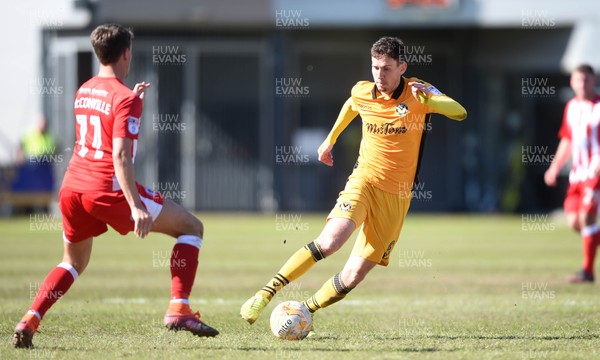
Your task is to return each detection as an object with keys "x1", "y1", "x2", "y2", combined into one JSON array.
[{"x1": 269, "y1": 301, "x2": 313, "y2": 340}]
